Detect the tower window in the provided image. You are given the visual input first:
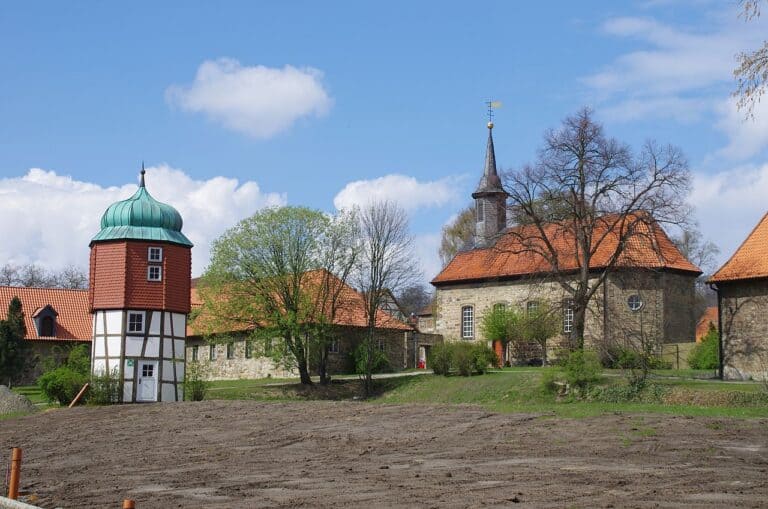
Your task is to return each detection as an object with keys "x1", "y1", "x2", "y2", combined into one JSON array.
[
  {"x1": 128, "y1": 312, "x2": 144, "y2": 333},
  {"x1": 147, "y1": 266, "x2": 162, "y2": 281},
  {"x1": 461, "y1": 306, "x2": 474, "y2": 339},
  {"x1": 192, "y1": 346, "x2": 199, "y2": 361},
  {"x1": 526, "y1": 300, "x2": 540, "y2": 315},
  {"x1": 627, "y1": 294, "x2": 644, "y2": 312},
  {"x1": 209, "y1": 344, "x2": 217, "y2": 361},
  {"x1": 245, "y1": 340, "x2": 253, "y2": 359},
  {"x1": 476, "y1": 201, "x2": 485, "y2": 222},
  {"x1": 148, "y1": 247, "x2": 163, "y2": 262},
  {"x1": 226, "y1": 343, "x2": 234, "y2": 359}
]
